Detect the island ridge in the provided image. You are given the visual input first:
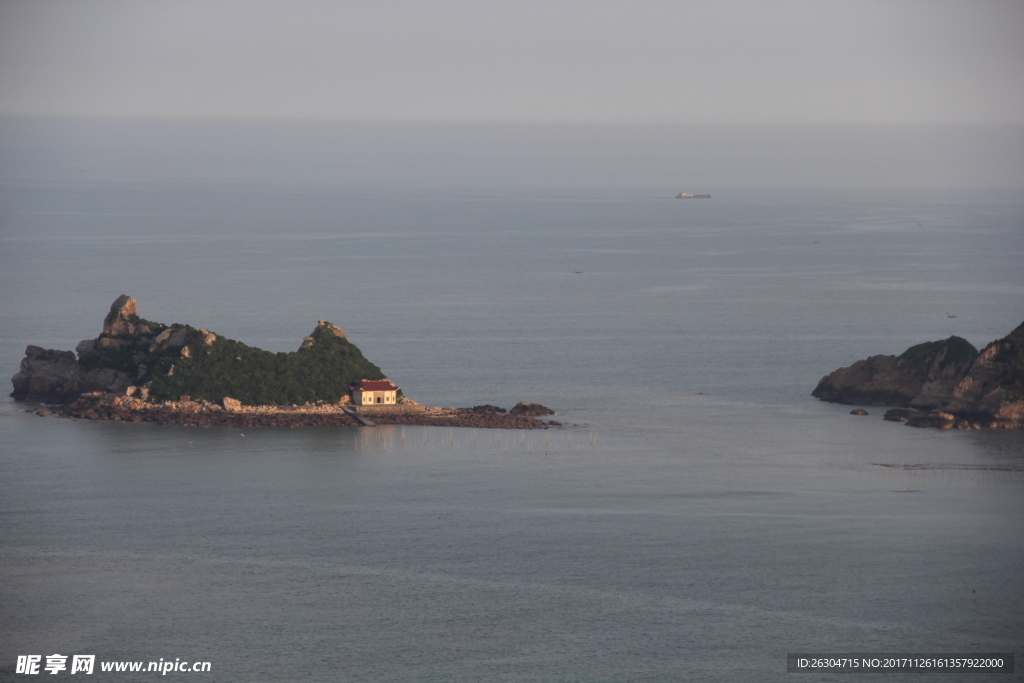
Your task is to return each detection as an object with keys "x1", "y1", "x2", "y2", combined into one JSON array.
[{"x1": 11, "y1": 296, "x2": 558, "y2": 430}]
